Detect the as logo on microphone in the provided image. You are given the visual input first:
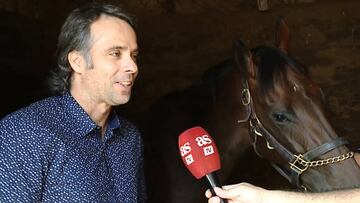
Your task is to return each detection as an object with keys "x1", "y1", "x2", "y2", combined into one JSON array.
[
  {"x1": 185, "y1": 154, "x2": 194, "y2": 165},
  {"x1": 196, "y1": 135, "x2": 214, "y2": 156},
  {"x1": 195, "y1": 134, "x2": 212, "y2": 146},
  {"x1": 203, "y1": 146, "x2": 214, "y2": 156},
  {"x1": 180, "y1": 142, "x2": 191, "y2": 157},
  {"x1": 180, "y1": 142, "x2": 194, "y2": 165}
]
